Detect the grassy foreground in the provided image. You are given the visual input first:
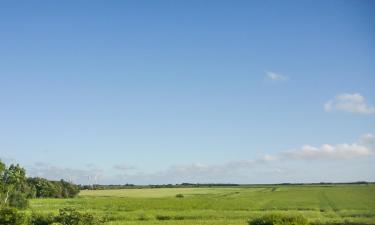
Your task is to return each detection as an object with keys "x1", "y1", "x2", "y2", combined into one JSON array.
[{"x1": 29, "y1": 185, "x2": 375, "y2": 225}]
